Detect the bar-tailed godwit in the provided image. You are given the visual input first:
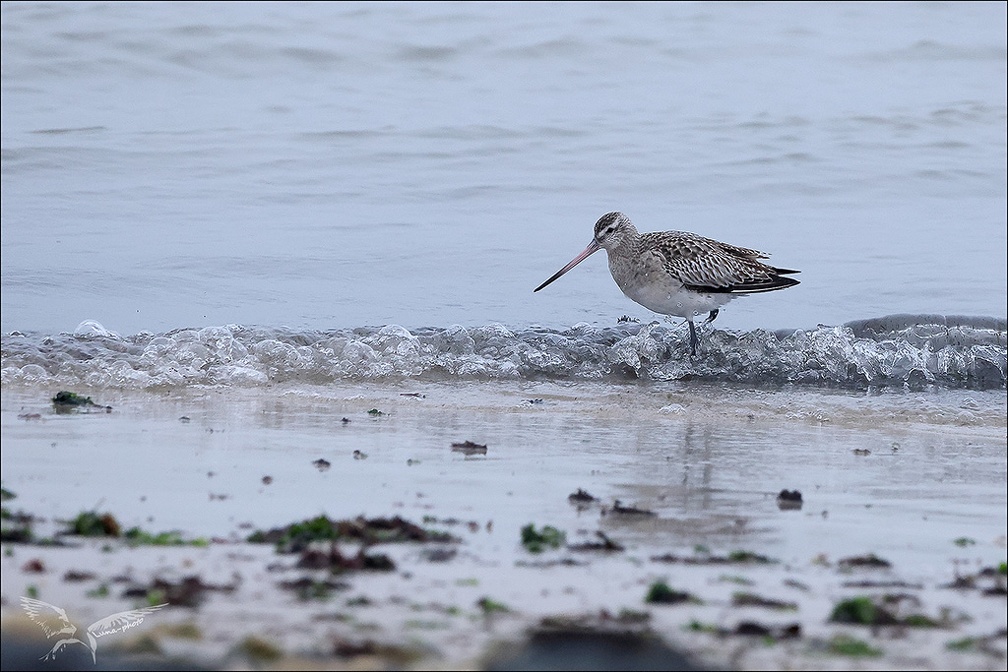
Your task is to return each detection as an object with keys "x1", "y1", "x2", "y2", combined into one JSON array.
[{"x1": 534, "y1": 211, "x2": 800, "y2": 355}]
